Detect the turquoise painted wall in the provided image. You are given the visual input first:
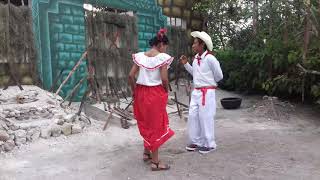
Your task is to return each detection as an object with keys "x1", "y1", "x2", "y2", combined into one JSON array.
[
  {"x1": 32, "y1": 0, "x2": 87, "y2": 100},
  {"x1": 32, "y1": 0, "x2": 167, "y2": 100}
]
